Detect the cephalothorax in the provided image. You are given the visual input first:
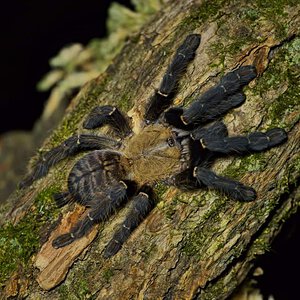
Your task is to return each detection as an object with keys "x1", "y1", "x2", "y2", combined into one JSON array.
[{"x1": 21, "y1": 34, "x2": 287, "y2": 258}]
